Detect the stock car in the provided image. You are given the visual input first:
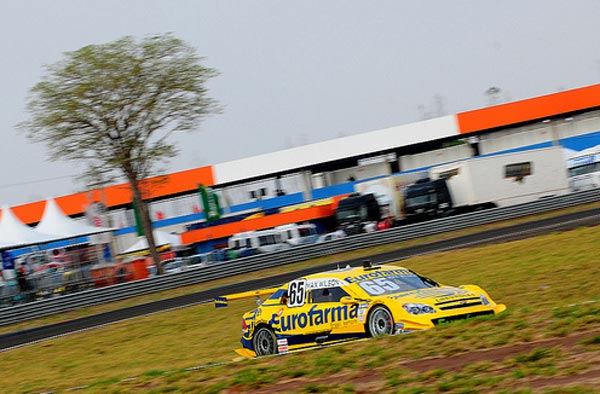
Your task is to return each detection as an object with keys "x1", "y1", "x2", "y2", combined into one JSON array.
[{"x1": 218, "y1": 262, "x2": 506, "y2": 357}]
